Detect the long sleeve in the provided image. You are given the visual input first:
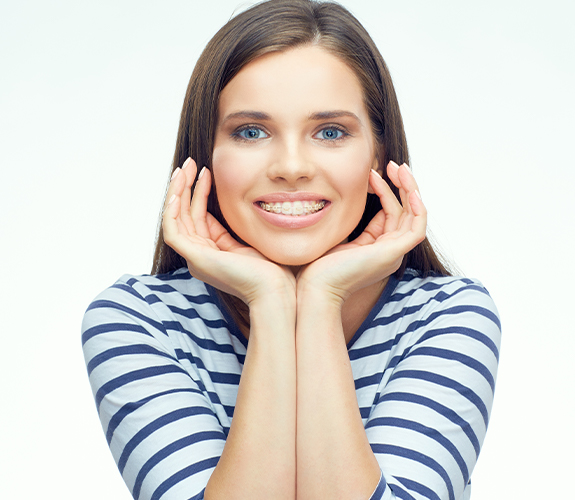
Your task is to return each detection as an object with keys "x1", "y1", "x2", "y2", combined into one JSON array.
[
  {"x1": 349, "y1": 273, "x2": 501, "y2": 500},
  {"x1": 82, "y1": 271, "x2": 246, "y2": 500}
]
